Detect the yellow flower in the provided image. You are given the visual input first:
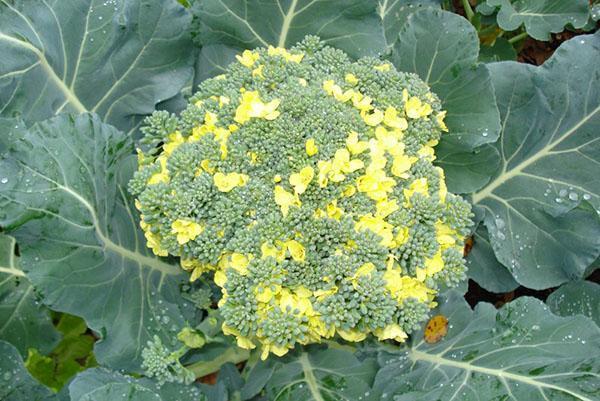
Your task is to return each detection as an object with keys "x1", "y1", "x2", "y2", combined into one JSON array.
[
  {"x1": 213, "y1": 172, "x2": 249, "y2": 192},
  {"x1": 374, "y1": 63, "x2": 391, "y2": 72},
  {"x1": 252, "y1": 64, "x2": 264, "y2": 78},
  {"x1": 403, "y1": 178, "x2": 429, "y2": 200},
  {"x1": 425, "y1": 250, "x2": 444, "y2": 276},
  {"x1": 237, "y1": 336, "x2": 256, "y2": 350},
  {"x1": 395, "y1": 226, "x2": 410, "y2": 246},
  {"x1": 140, "y1": 220, "x2": 167, "y2": 256},
  {"x1": 261, "y1": 242, "x2": 286, "y2": 261},
  {"x1": 391, "y1": 154, "x2": 417, "y2": 178},
  {"x1": 322, "y1": 80, "x2": 353, "y2": 102},
  {"x1": 374, "y1": 323, "x2": 408, "y2": 342},
  {"x1": 345, "y1": 73, "x2": 358, "y2": 85},
  {"x1": 337, "y1": 328, "x2": 367, "y2": 342},
  {"x1": 405, "y1": 95, "x2": 433, "y2": 119},
  {"x1": 260, "y1": 343, "x2": 290, "y2": 360},
  {"x1": 274, "y1": 185, "x2": 301, "y2": 216},
  {"x1": 374, "y1": 126, "x2": 399, "y2": 151},
  {"x1": 163, "y1": 131, "x2": 185, "y2": 156},
  {"x1": 356, "y1": 169, "x2": 396, "y2": 201},
  {"x1": 332, "y1": 148, "x2": 364, "y2": 177},
  {"x1": 376, "y1": 198, "x2": 399, "y2": 218},
  {"x1": 214, "y1": 270, "x2": 227, "y2": 287},
  {"x1": 229, "y1": 253, "x2": 251, "y2": 275},
  {"x1": 346, "y1": 131, "x2": 369, "y2": 154},
  {"x1": 383, "y1": 267, "x2": 402, "y2": 295},
  {"x1": 436, "y1": 167, "x2": 448, "y2": 201},
  {"x1": 199, "y1": 159, "x2": 215, "y2": 175},
  {"x1": 148, "y1": 156, "x2": 169, "y2": 185},
  {"x1": 383, "y1": 106, "x2": 408, "y2": 130},
  {"x1": 171, "y1": 219, "x2": 204, "y2": 245},
  {"x1": 436, "y1": 111, "x2": 448, "y2": 132},
  {"x1": 326, "y1": 200, "x2": 344, "y2": 220},
  {"x1": 289, "y1": 166, "x2": 314, "y2": 194},
  {"x1": 361, "y1": 109, "x2": 384, "y2": 126},
  {"x1": 285, "y1": 240, "x2": 306, "y2": 262},
  {"x1": 236, "y1": 50, "x2": 259, "y2": 67},
  {"x1": 355, "y1": 214, "x2": 394, "y2": 247},
  {"x1": 352, "y1": 92, "x2": 373, "y2": 111},
  {"x1": 298, "y1": 78, "x2": 307, "y2": 86},
  {"x1": 397, "y1": 276, "x2": 436, "y2": 303},
  {"x1": 435, "y1": 221, "x2": 457, "y2": 246},
  {"x1": 305, "y1": 138, "x2": 318, "y2": 156},
  {"x1": 267, "y1": 46, "x2": 304, "y2": 62},
  {"x1": 234, "y1": 91, "x2": 281, "y2": 124}
]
